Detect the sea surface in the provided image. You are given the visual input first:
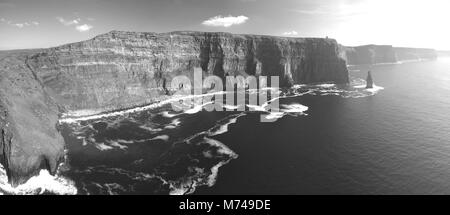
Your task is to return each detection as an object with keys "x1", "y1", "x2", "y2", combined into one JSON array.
[{"x1": 2, "y1": 58, "x2": 450, "y2": 195}]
